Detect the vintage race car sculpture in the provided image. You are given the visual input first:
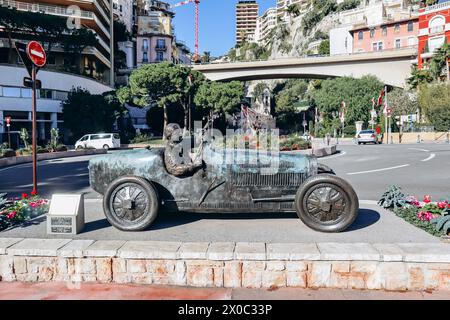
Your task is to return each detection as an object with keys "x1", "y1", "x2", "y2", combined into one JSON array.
[{"x1": 89, "y1": 130, "x2": 359, "y2": 233}]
